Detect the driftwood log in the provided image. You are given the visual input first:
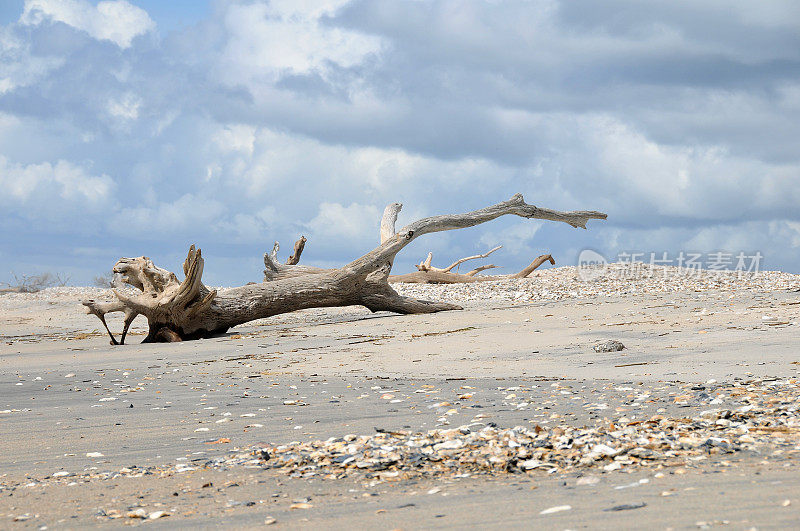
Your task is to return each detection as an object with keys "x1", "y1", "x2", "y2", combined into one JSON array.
[
  {"x1": 83, "y1": 194, "x2": 606, "y2": 343},
  {"x1": 416, "y1": 245, "x2": 502, "y2": 273},
  {"x1": 389, "y1": 254, "x2": 555, "y2": 284}
]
